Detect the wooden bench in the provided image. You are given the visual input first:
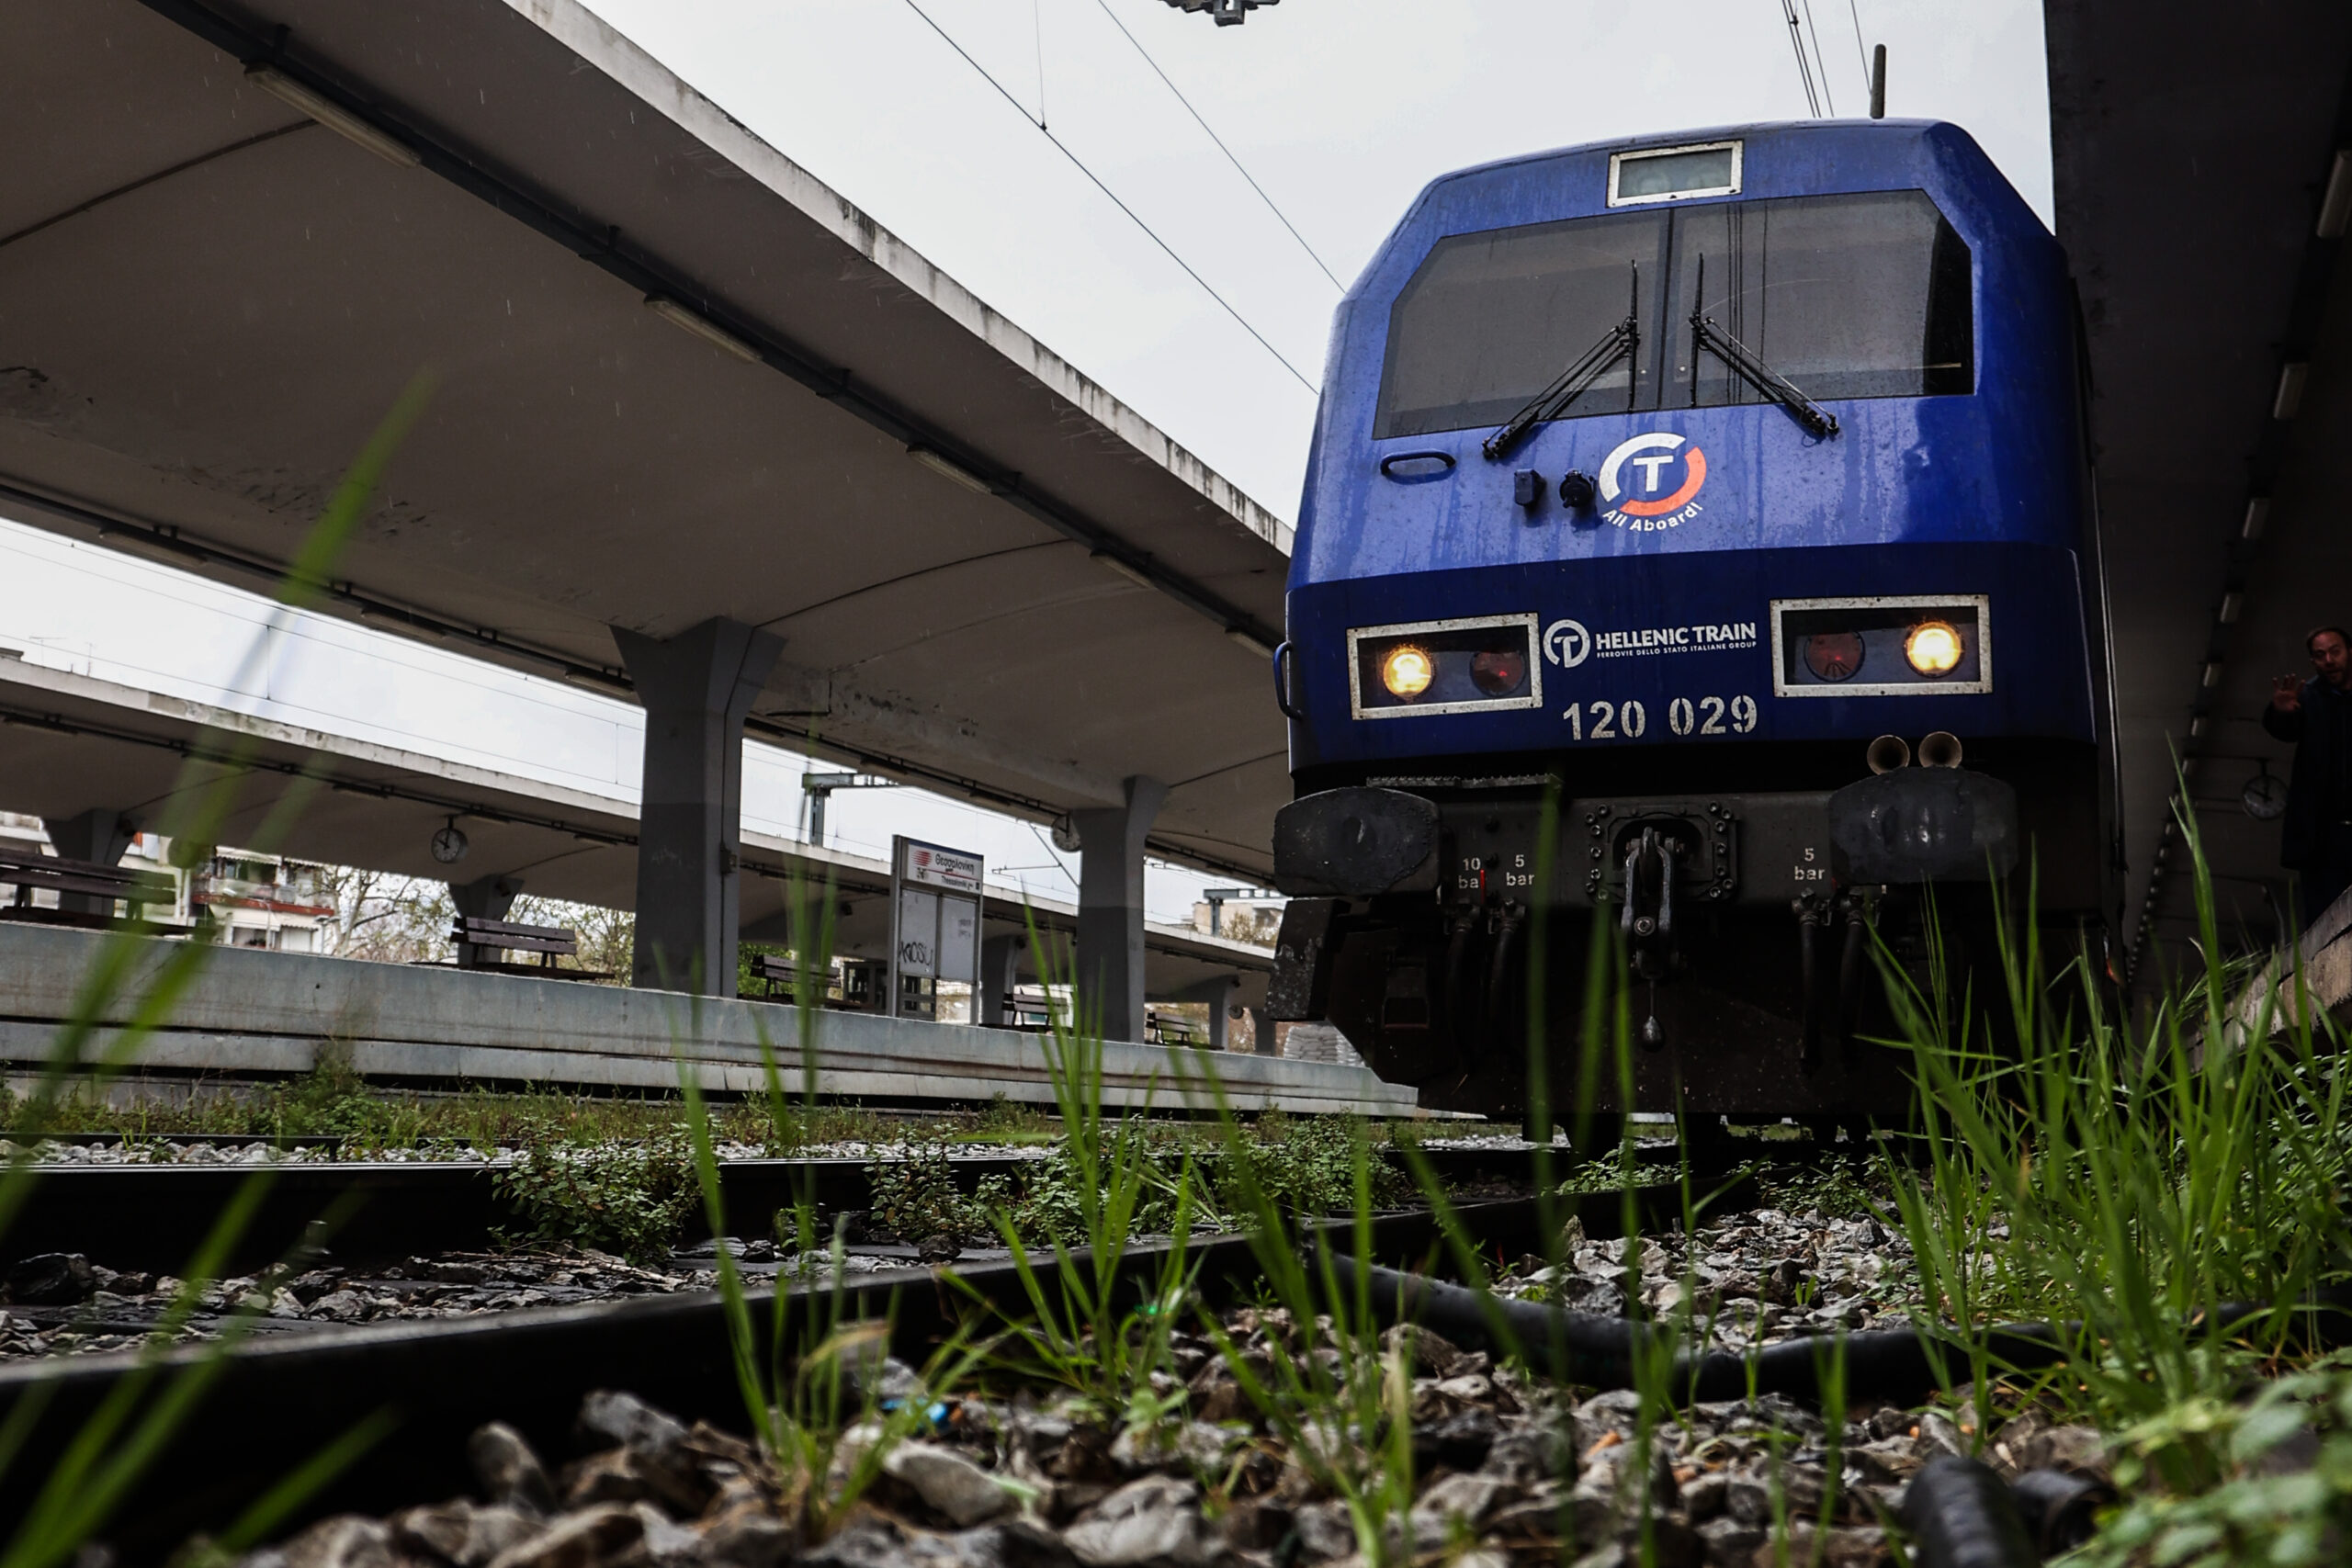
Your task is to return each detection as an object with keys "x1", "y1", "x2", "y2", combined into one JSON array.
[
  {"x1": 744, "y1": 951, "x2": 801, "y2": 999},
  {"x1": 0, "y1": 850, "x2": 175, "y2": 931},
  {"x1": 743, "y1": 953, "x2": 882, "y2": 1009},
  {"x1": 449, "y1": 915, "x2": 605, "y2": 979}
]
